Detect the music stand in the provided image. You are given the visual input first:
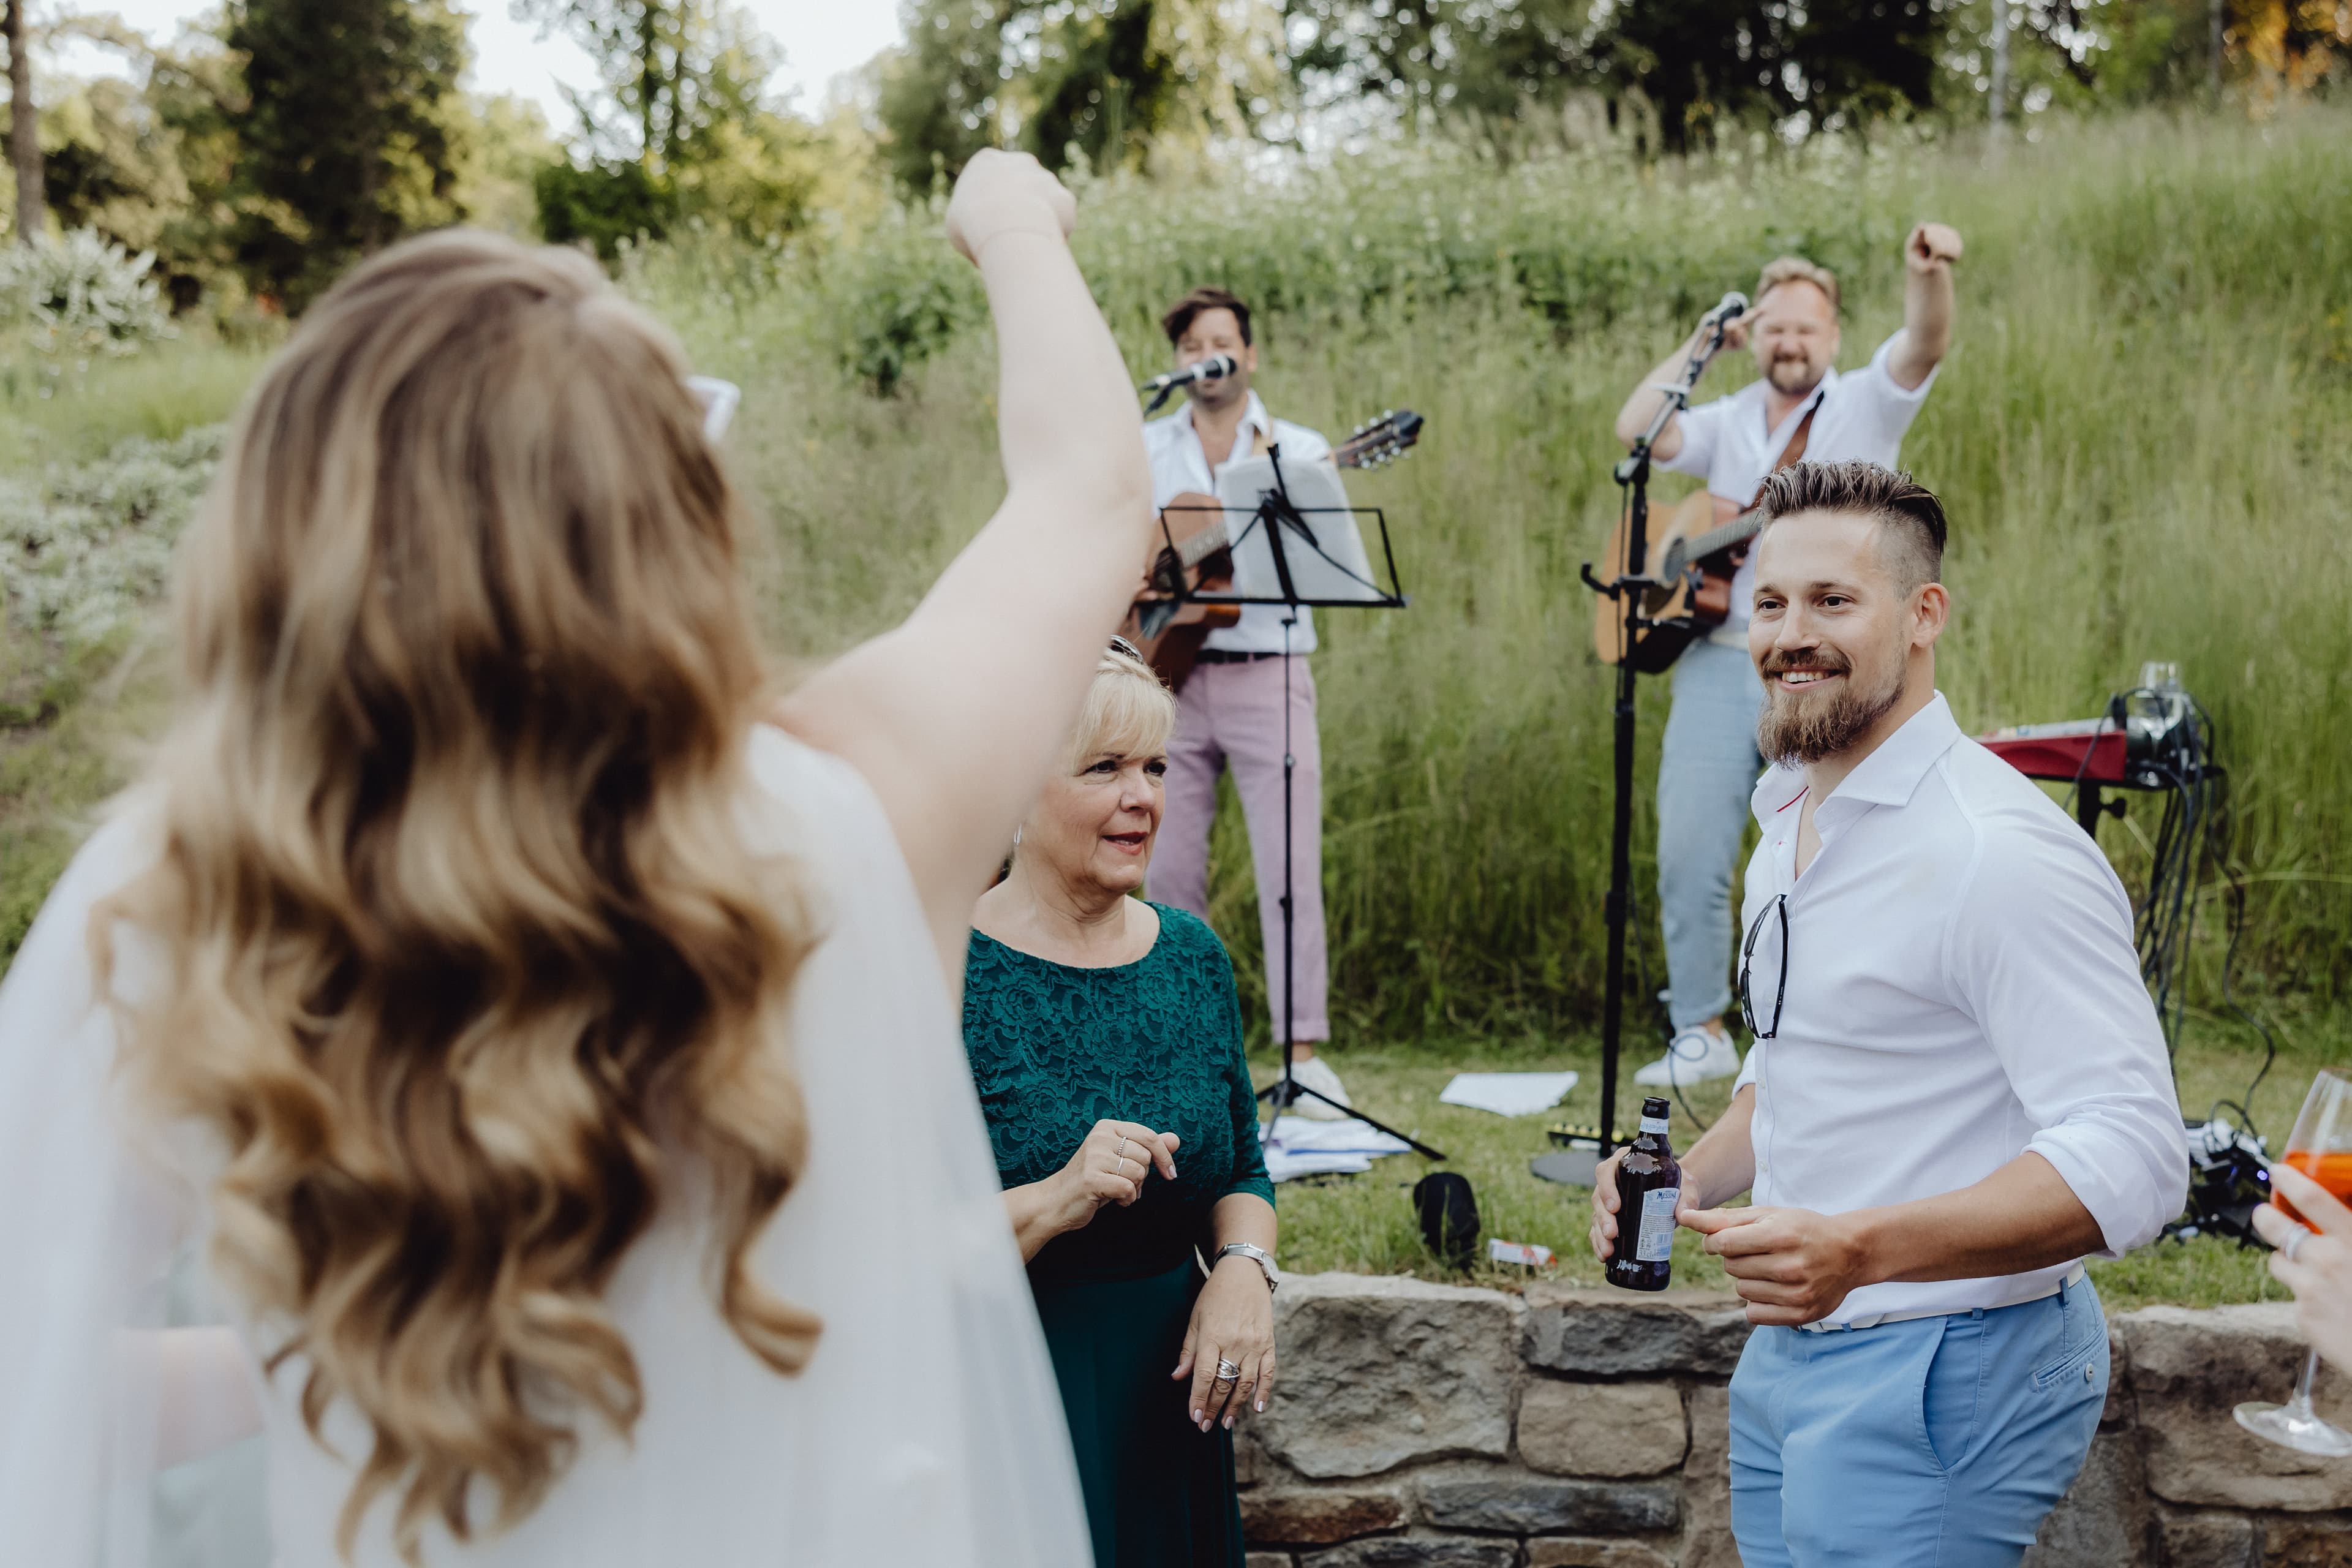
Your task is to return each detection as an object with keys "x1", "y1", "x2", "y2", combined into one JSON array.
[{"x1": 1160, "y1": 446, "x2": 1443, "y2": 1163}]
